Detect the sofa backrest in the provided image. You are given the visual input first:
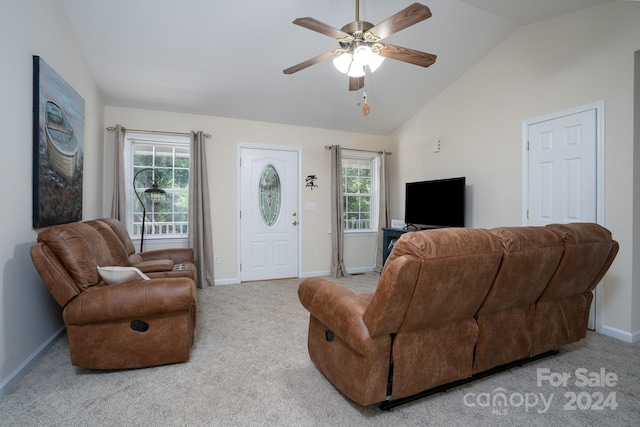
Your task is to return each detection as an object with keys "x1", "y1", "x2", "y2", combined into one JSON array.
[
  {"x1": 539, "y1": 223, "x2": 617, "y2": 301},
  {"x1": 528, "y1": 223, "x2": 618, "y2": 355},
  {"x1": 84, "y1": 219, "x2": 131, "y2": 265},
  {"x1": 480, "y1": 226, "x2": 565, "y2": 315},
  {"x1": 96, "y1": 217, "x2": 137, "y2": 256},
  {"x1": 32, "y1": 222, "x2": 116, "y2": 306},
  {"x1": 30, "y1": 242, "x2": 80, "y2": 307},
  {"x1": 364, "y1": 228, "x2": 503, "y2": 336},
  {"x1": 362, "y1": 254, "x2": 421, "y2": 337}
]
